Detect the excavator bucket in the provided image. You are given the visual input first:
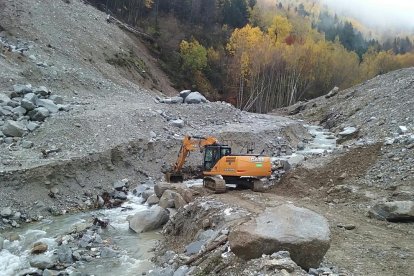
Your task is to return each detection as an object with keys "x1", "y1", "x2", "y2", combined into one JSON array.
[{"x1": 165, "y1": 172, "x2": 184, "y2": 183}]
